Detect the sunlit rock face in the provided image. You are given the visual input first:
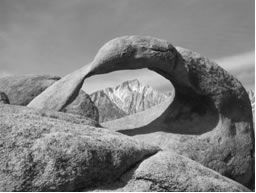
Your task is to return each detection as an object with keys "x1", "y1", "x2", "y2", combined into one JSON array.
[{"x1": 0, "y1": 104, "x2": 157, "y2": 191}]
